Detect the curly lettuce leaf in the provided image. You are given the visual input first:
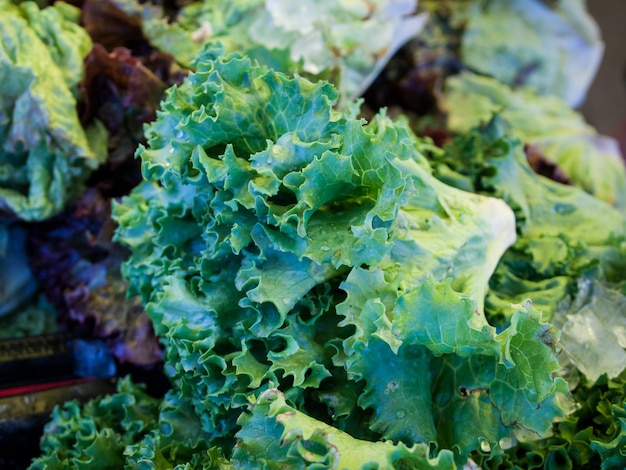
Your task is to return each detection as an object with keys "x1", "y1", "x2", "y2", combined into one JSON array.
[
  {"x1": 232, "y1": 388, "x2": 458, "y2": 469},
  {"x1": 29, "y1": 377, "x2": 161, "y2": 469},
  {"x1": 340, "y1": 276, "x2": 567, "y2": 459},
  {"x1": 0, "y1": 0, "x2": 107, "y2": 220},
  {"x1": 28, "y1": 377, "x2": 218, "y2": 470},
  {"x1": 427, "y1": 116, "x2": 626, "y2": 469},
  {"x1": 444, "y1": 72, "x2": 626, "y2": 212},
  {"x1": 108, "y1": 46, "x2": 570, "y2": 466},
  {"x1": 476, "y1": 373, "x2": 626, "y2": 470},
  {"x1": 430, "y1": 117, "x2": 626, "y2": 326}
]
